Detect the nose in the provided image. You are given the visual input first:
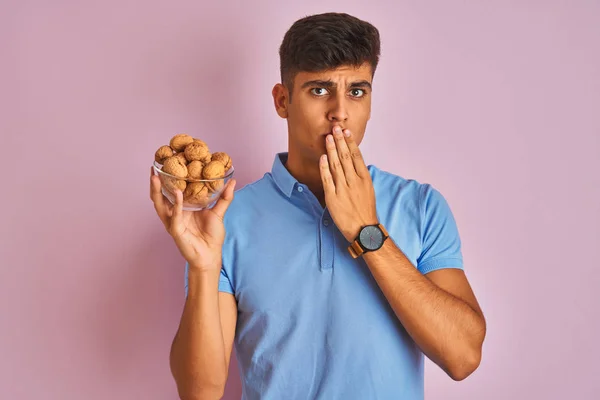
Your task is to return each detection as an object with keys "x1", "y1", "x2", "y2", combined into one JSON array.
[{"x1": 327, "y1": 94, "x2": 349, "y2": 123}]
